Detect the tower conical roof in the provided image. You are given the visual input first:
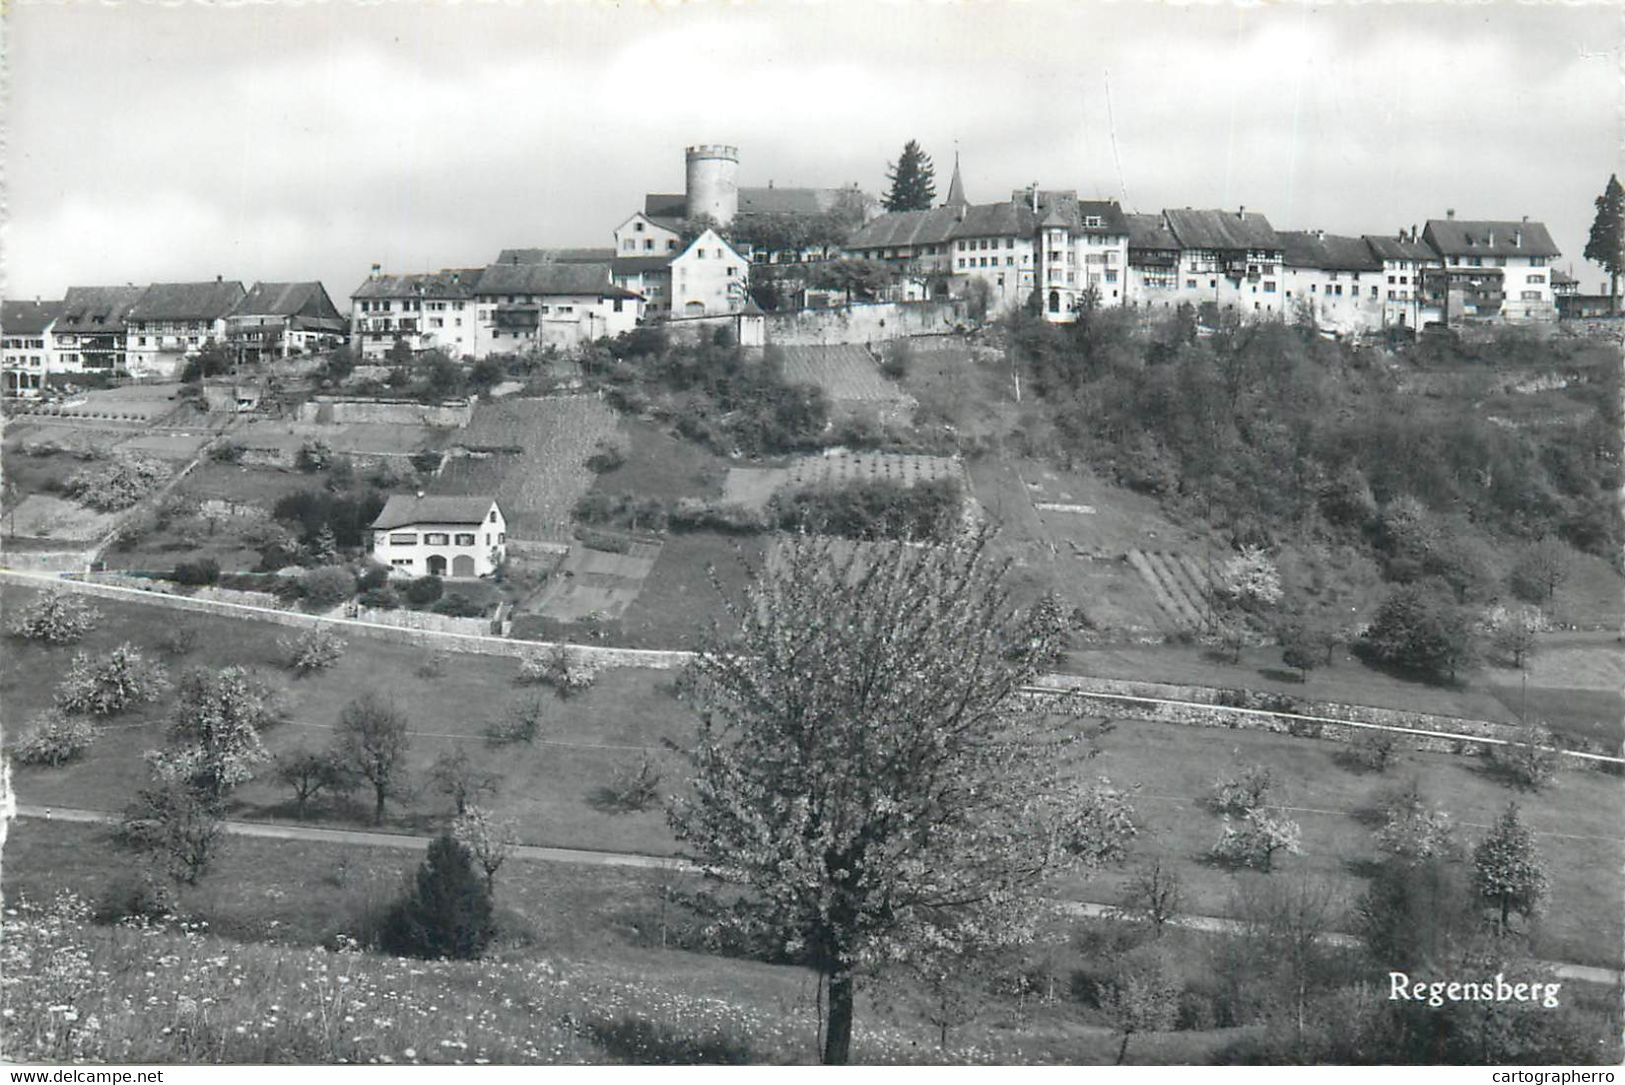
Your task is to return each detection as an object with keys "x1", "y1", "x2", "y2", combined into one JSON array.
[{"x1": 944, "y1": 152, "x2": 969, "y2": 210}]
